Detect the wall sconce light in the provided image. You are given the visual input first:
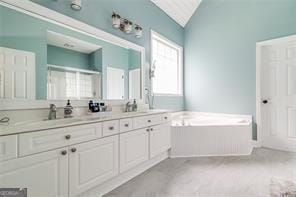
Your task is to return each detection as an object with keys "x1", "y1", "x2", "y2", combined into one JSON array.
[
  {"x1": 71, "y1": 0, "x2": 82, "y2": 11},
  {"x1": 111, "y1": 12, "x2": 143, "y2": 38},
  {"x1": 135, "y1": 25, "x2": 143, "y2": 38},
  {"x1": 123, "y1": 19, "x2": 133, "y2": 34},
  {"x1": 112, "y1": 13, "x2": 121, "y2": 28}
]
